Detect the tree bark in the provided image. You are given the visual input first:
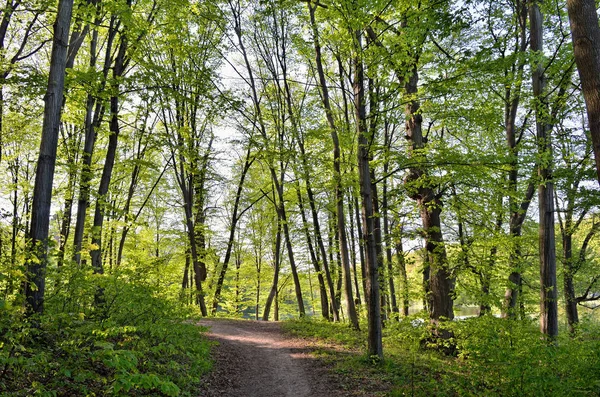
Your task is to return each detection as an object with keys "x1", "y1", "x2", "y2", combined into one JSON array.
[
  {"x1": 383, "y1": 124, "x2": 399, "y2": 318},
  {"x1": 354, "y1": 29, "x2": 382, "y2": 359},
  {"x1": 530, "y1": 0, "x2": 558, "y2": 339},
  {"x1": 72, "y1": 11, "x2": 113, "y2": 266},
  {"x1": 308, "y1": 1, "x2": 358, "y2": 328},
  {"x1": 24, "y1": 0, "x2": 74, "y2": 315},
  {"x1": 89, "y1": 30, "x2": 127, "y2": 275},
  {"x1": 404, "y1": 63, "x2": 454, "y2": 322},
  {"x1": 502, "y1": 0, "x2": 532, "y2": 316},
  {"x1": 563, "y1": 232, "x2": 578, "y2": 332},
  {"x1": 348, "y1": 192, "x2": 362, "y2": 306},
  {"x1": 567, "y1": 0, "x2": 600, "y2": 186}
]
